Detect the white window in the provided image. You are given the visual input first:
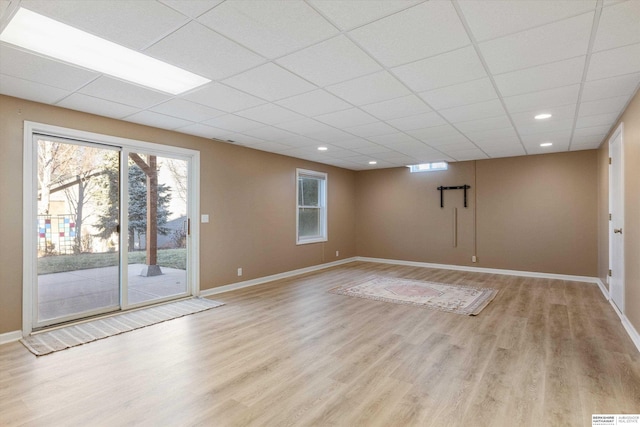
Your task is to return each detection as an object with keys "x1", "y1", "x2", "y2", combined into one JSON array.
[
  {"x1": 408, "y1": 162, "x2": 448, "y2": 172},
  {"x1": 296, "y1": 169, "x2": 327, "y2": 244}
]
